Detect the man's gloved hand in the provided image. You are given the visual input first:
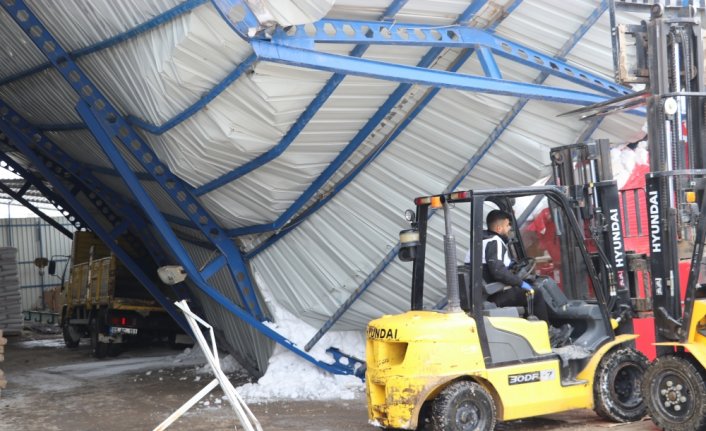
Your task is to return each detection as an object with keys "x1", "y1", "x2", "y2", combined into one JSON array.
[{"x1": 521, "y1": 281, "x2": 534, "y2": 292}]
